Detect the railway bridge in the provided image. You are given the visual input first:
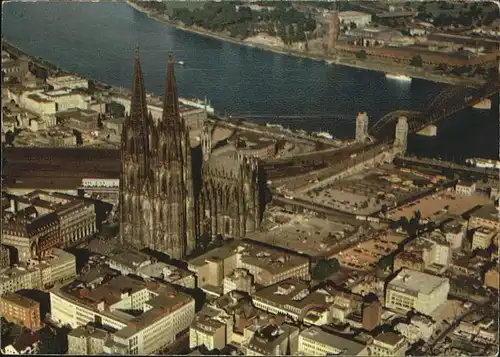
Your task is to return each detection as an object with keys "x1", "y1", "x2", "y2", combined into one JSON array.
[{"x1": 368, "y1": 78, "x2": 500, "y2": 142}]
